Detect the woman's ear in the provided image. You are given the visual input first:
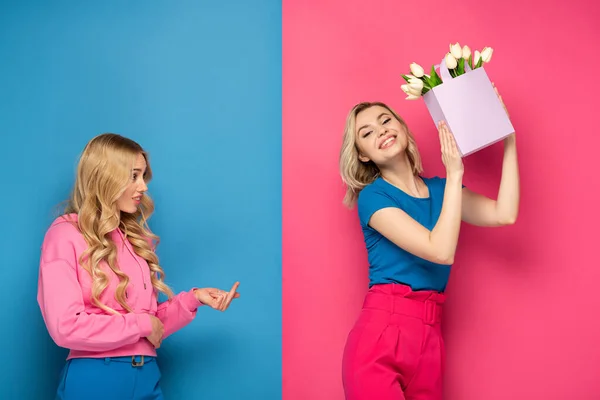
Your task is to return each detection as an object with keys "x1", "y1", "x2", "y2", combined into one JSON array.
[{"x1": 358, "y1": 153, "x2": 370, "y2": 163}]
